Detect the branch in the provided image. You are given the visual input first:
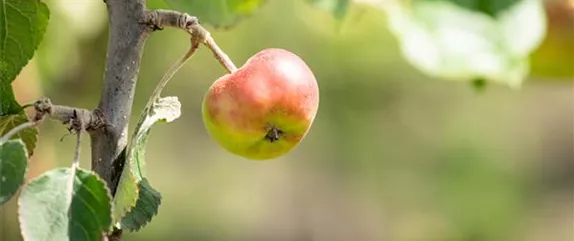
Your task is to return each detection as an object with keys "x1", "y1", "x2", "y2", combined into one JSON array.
[
  {"x1": 72, "y1": 129, "x2": 82, "y2": 169},
  {"x1": 94, "y1": 0, "x2": 149, "y2": 193},
  {"x1": 0, "y1": 98, "x2": 104, "y2": 143},
  {"x1": 144, "y1": 9, "x2": 238, "y2": 73},
  {"x1": 34, "y1": 98, "x2": 106, "y2": 132},
  {"x1": 95, "y1": 0, "x2": 151, "y2": 240}
]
